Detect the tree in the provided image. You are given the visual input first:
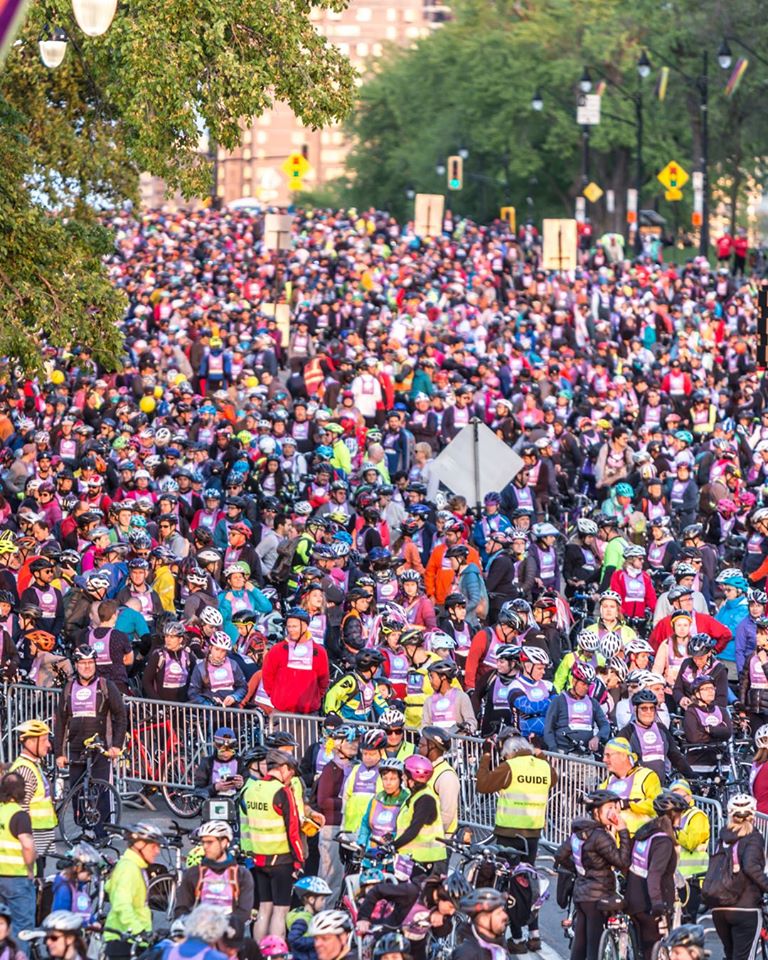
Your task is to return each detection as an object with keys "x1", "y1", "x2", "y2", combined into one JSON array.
[{"x1": 0, "y1": 0, "x2": 357, "y2": 371}]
